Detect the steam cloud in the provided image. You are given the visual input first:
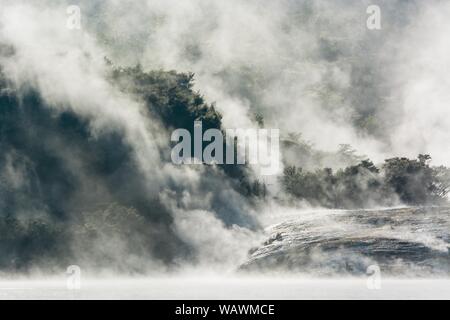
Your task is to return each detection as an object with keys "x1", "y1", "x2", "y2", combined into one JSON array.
[{"x1": 1, "y1": 0, "x2": 450, "y2": 274}]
